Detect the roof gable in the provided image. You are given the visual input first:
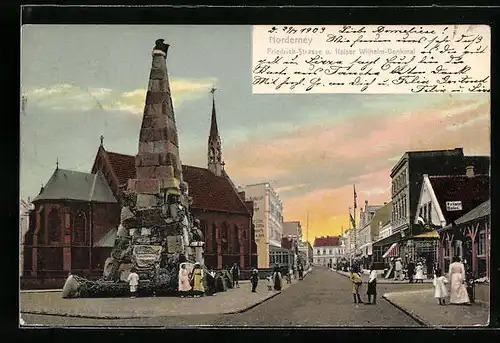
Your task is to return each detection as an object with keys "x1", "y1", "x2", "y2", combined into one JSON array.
[
  {"x1": 428, "y1": 175, "x2": 490, "y2": 224},
  {"x1": 33, "y1": 169, "x2": 117, "y2": 203}
]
